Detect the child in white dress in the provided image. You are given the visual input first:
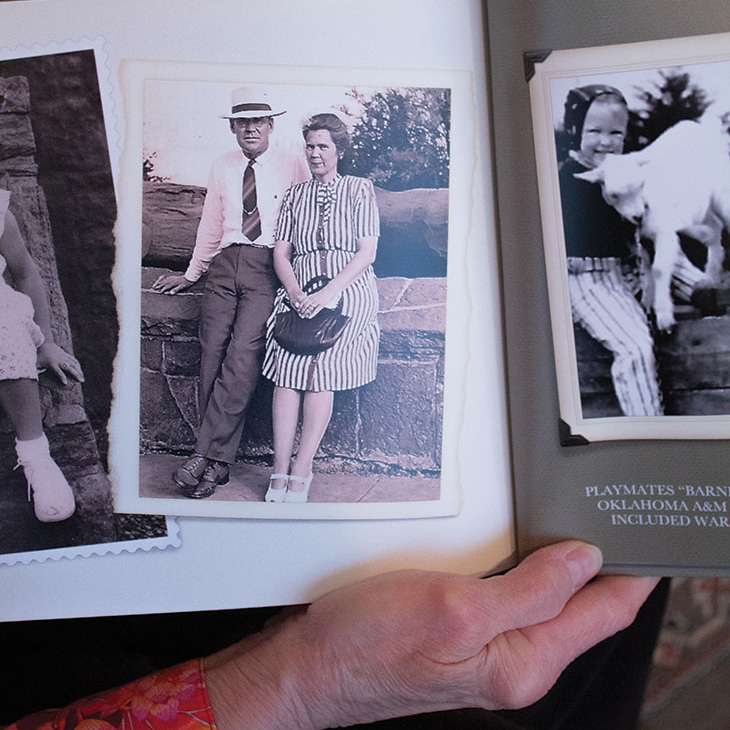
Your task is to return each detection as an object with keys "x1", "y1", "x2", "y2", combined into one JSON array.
[{"x1": 0, "y1": 189, "x2": 83, "y2": 521}]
